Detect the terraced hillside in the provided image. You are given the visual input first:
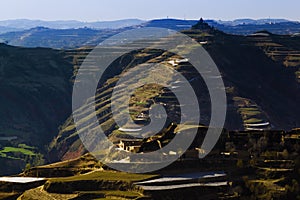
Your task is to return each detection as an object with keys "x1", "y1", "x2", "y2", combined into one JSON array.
[
  {"x1": 197, "y1": 26, "x2": 300, "y2": 130},
  {"x1": 0, "y1": 21, "x2": 299, "y2": 175},
  {"x1": 1, "y1": 128, "x2": 299, "y2": 200},
  {"x1": 246, "y1": 31, "x2": 300, "y2": 82},
  {"x1": 0, "y1": 20, "x2": 299, "y2": 199},
  {"x1": 49, "y1": 22, "x2": 300, "y2": 163}
]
